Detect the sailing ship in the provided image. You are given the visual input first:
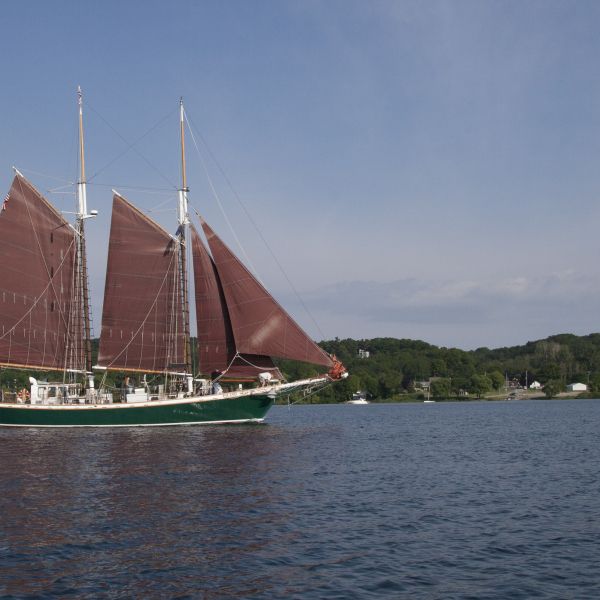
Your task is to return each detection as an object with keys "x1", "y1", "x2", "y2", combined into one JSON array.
[{"x1": 0, "y1": 90, "x2": 346, "y2": 427}]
